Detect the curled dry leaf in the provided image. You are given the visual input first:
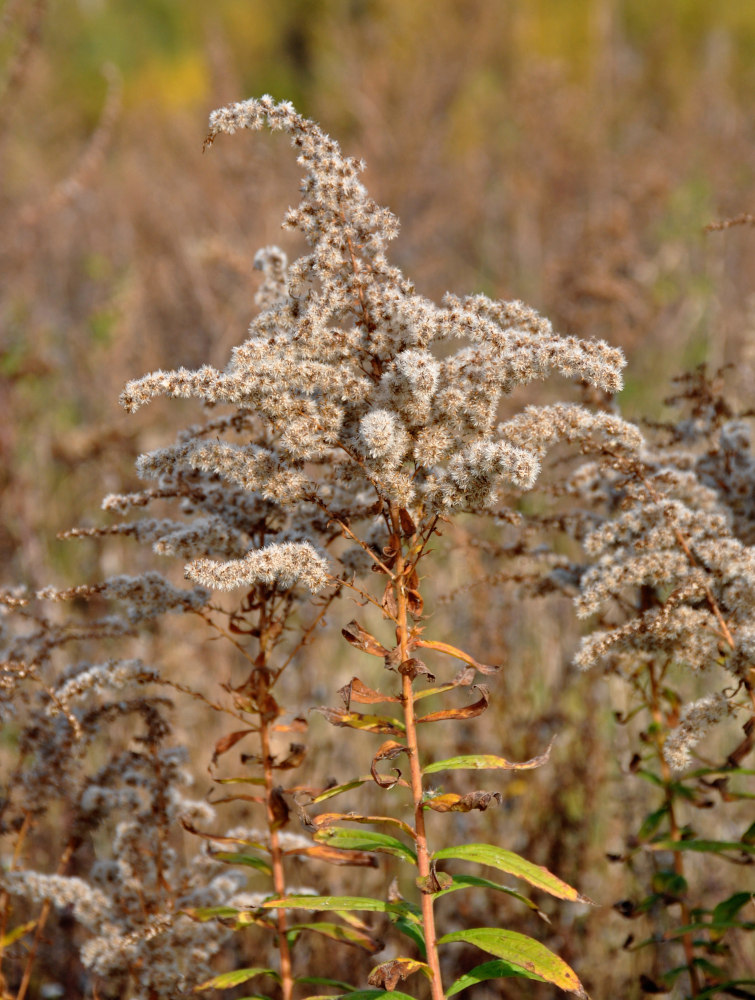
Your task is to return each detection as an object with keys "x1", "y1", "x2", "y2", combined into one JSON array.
[
  {"x1": 398, "y1": 658, "x2": 435, "y2": 682},
  {"x1": 341, "y1": 620, "x2": 389, "y2": 656},
  {"x1": 417, "y1": 685, "x2": 489, "y2": 724},
  {"x1": 315, "y1": 706, "x2": 405, "y2": 736},
  {"x1": 338, "y1": 676, "x2": 400, "y2": 710},
  {"x1": 273, "y1": 743, "x2": 307, "y2": 770},
  {"x1": 269, "y1": 786, "x2": 290, "y2": 830},
  {"x1": 414, "y1": 638, "x2": 500, "y2": 675},
  {"x1": 416, "y1": 863, "x2": 454, "y2": 894},
  {"x1": 424, "y1": 790, "x2": 502, "y2": 813},
  {"x1": 368, "y1": 957, "x2": 430, "y2": 990},
  {"x1": 371, "y1": 739, "x2": 409, "y2": 788},
  {"x1": 282, "y1": 844, "x2": 379, "y2": 867},
  {"x1": 382, "y1": 579, "x2": 399, "y2": 619},
  {"x1": 211, "y1": 729, "x2": 255, "y2": 766},
  {"x1": 399, "y1": 508, "x2": 417, "y2": 537}
]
